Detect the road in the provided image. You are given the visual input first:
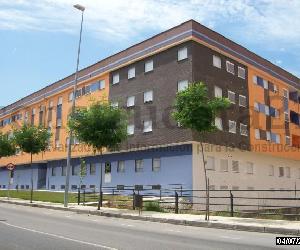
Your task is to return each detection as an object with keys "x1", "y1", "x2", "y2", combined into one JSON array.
[{"x1": 0, "y1": 202, "x2": 295, "y2": 250}]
